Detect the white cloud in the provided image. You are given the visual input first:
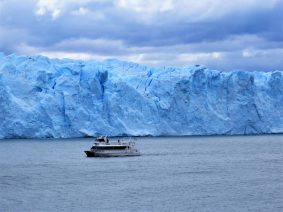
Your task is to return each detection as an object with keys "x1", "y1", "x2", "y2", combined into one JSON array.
[
  {"x1": 39, "y1": 51, "x2": 103, "y2": 60},
  {"x1": 36, "y1": 0, "x2": 61, "y2": 20},
  {"x1": 160, "y1": 0, "x2": 174, "y2": 12},
  {"x1": 35, "y1": 0, "x2": 95, "y2": 20},
  {"x1": 178, "y1": 52, "x2": 223, "y2": 63},
  {"x1": 71, "y1": 7, "x2": 89, "y2": 16},
  {"x1": 116, "y1": 0, "x2": 174, "y2": 13},
  {"x1": 116, "y1": 0, "x2": 279, "y2": 22},
  {"x1": 14, "y1": 41, "x2": 106, "y2": 60},
  {"x1": 242, "y1": 48, "x2": 269, "y2": 57},
  {"x1": 242, "y1": 49, "x2": 256, "y2": 57},
  {"x1": 36, "y1": 0, "x2": 62, "y2": 20}
]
